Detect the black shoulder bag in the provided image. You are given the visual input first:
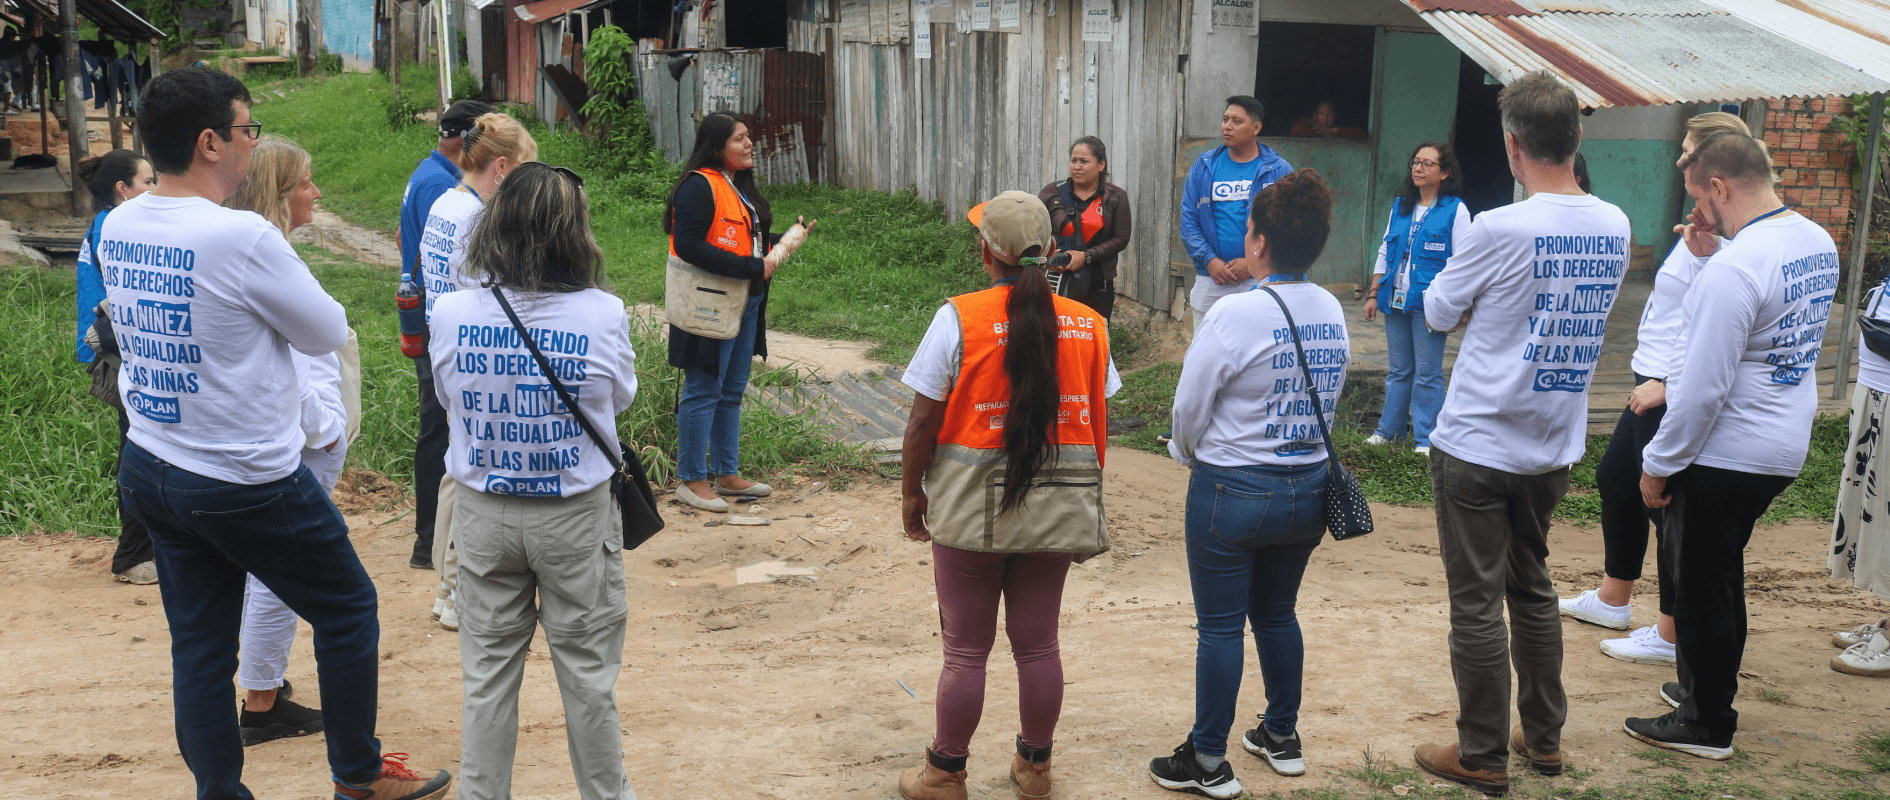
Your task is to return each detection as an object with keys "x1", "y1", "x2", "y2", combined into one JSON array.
[
  {"x1": 491, "y1": 286, "x2": 665, "y2": 549},
  {"x1": 1860, "y1": 282, "x2": 1890, "y2": 361},
  {"x1": 1260, "y1": 284, "x2": 1374, "y2": 540},
  {"x1": 1053, "y1": 181, "x2": 1097, "y2": 301}
]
